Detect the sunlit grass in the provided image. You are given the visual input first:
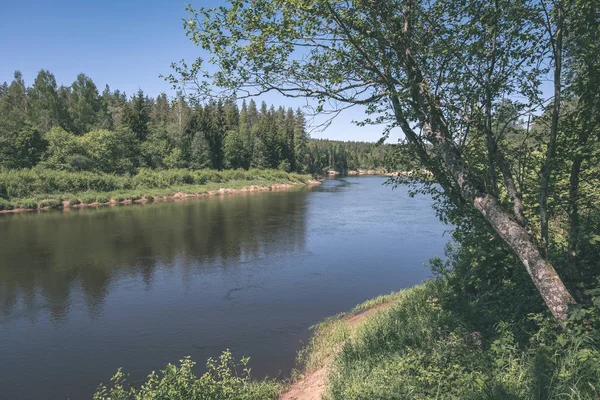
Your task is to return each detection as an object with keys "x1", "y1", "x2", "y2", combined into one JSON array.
[{"x1": 0, "y1": 168, "x2": 313, "y2": 211}]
